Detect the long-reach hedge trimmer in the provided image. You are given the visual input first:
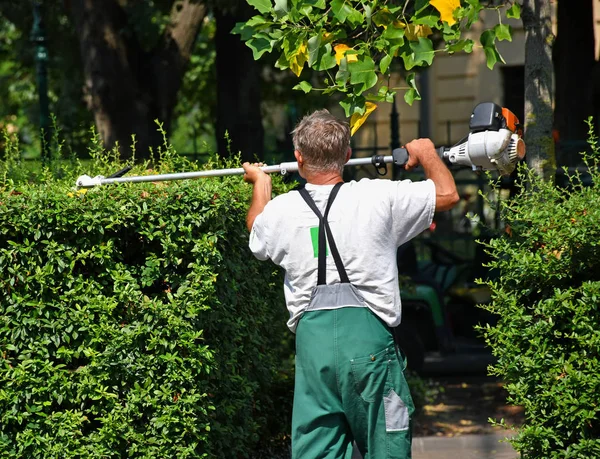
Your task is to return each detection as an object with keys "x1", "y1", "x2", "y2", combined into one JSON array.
[{"x1": 75, "y1": 102, "x2": 525, "y2": 188}]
